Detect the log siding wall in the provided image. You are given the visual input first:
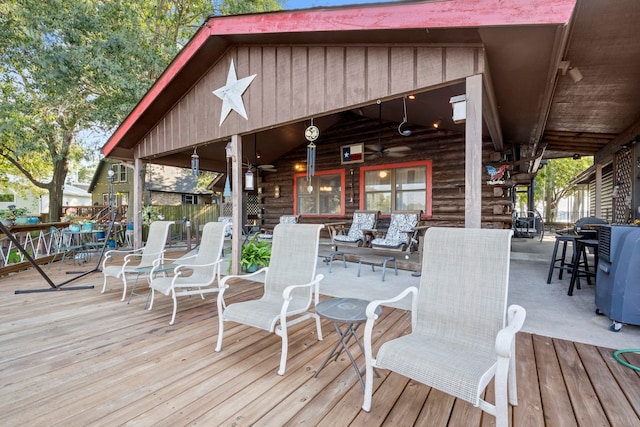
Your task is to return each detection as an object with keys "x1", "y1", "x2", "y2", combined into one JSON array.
[{"x1": 260, "y1": 132, "x2": 511, "y2": 230}]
